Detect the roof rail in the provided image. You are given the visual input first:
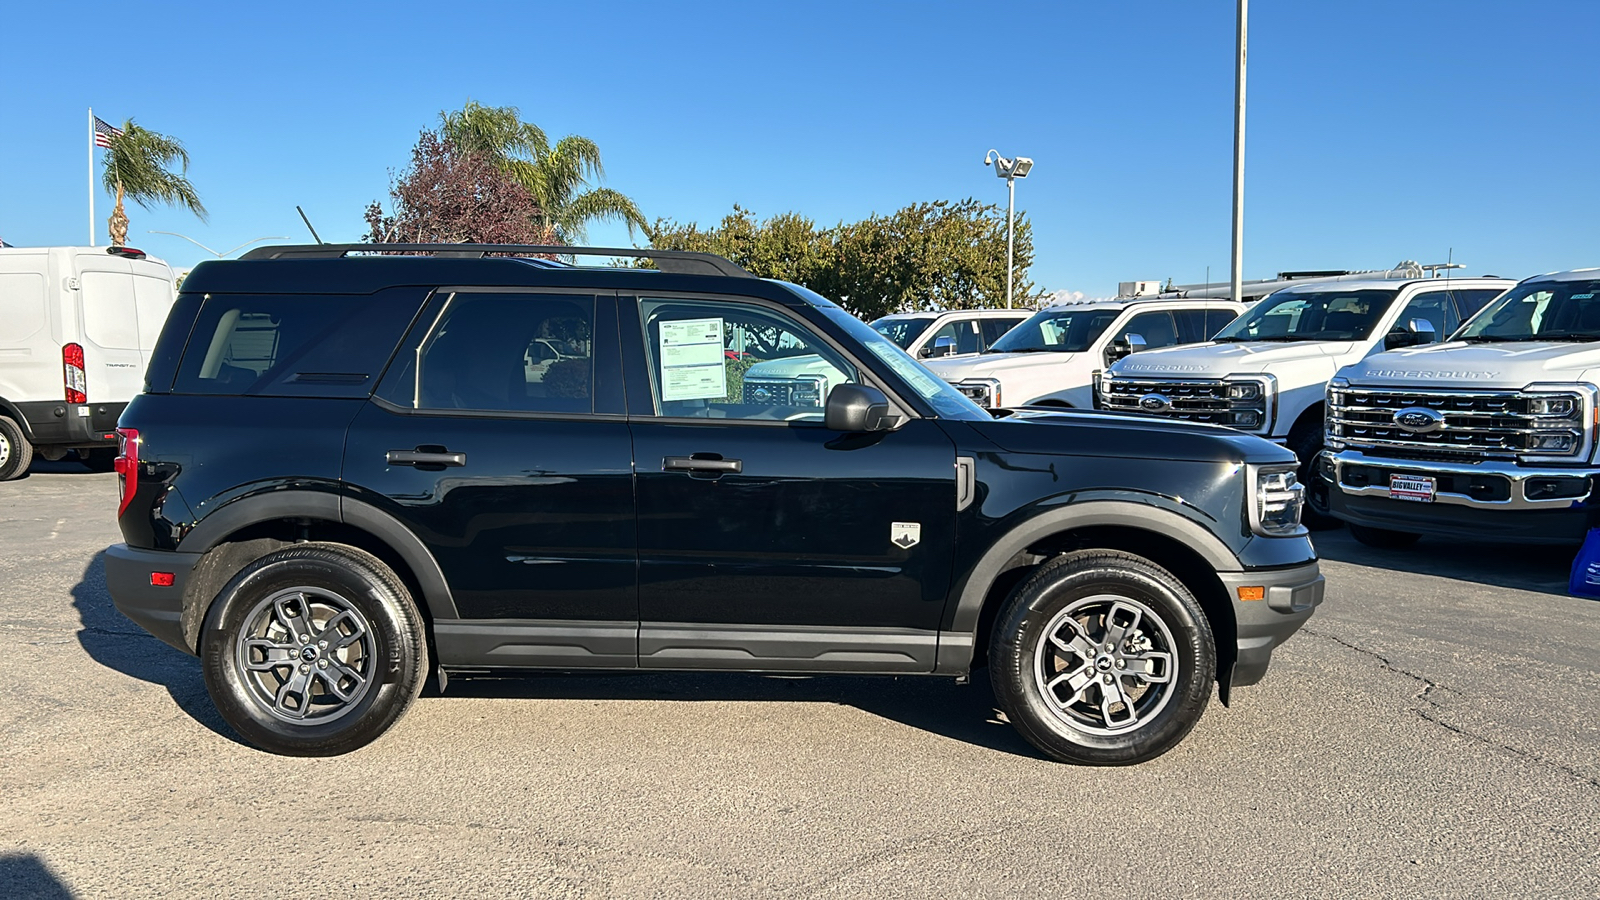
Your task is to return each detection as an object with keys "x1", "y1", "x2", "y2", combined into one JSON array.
[{"x1": 237, "y1": 243, "x2": 754, "y2": 278}]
